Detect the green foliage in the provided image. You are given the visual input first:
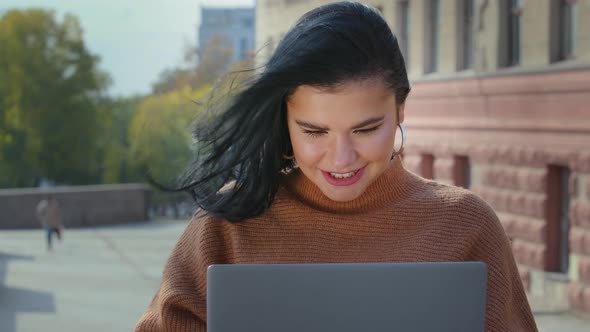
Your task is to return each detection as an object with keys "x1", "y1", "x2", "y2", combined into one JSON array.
[
  {"x1": 0, "y1": 9, "x2": 110, "y2": 188},
  {"x1": 0, "y1": 9, "x2": 253, "y2": 192},
  {"x1": 99, "y1": 96, "x2": 143, "y2": 184},
  {"x1": 151, "y1": 68, "x2": 191, "y2": 96},
  {"x1": 128, "y1": 85, "x2": 212, "y2": 185},
  {"x1": 141, "y1": 40, "x2": 255, "y2": 192}
]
